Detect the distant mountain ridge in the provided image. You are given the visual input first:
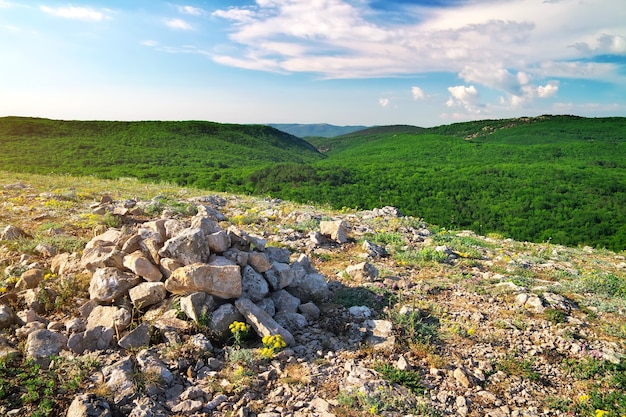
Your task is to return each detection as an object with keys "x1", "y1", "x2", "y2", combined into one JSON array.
[{"x1": 268, "y1": 123, "x2": 368, "y2": 138}]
